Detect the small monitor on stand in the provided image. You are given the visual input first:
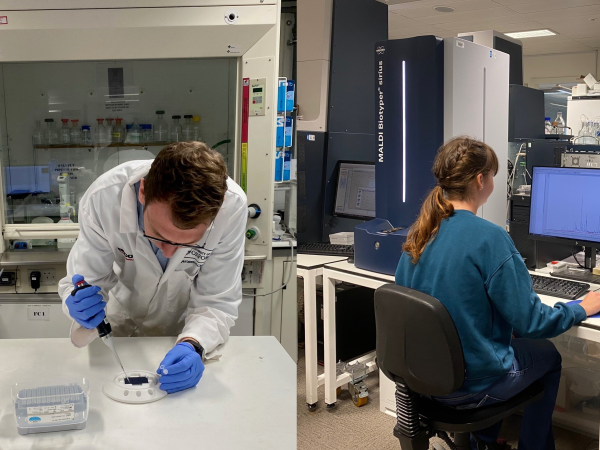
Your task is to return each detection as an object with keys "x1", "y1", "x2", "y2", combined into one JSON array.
[
  {"x1": 333, "y1": 161, "x2": 376, "y2": 220},
  {"x1": 529, "y1": 166, "x2": 600, "y2": 283},
  {"x1": 5, "y1": 166, "x2": 51, "y2": 196}
]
